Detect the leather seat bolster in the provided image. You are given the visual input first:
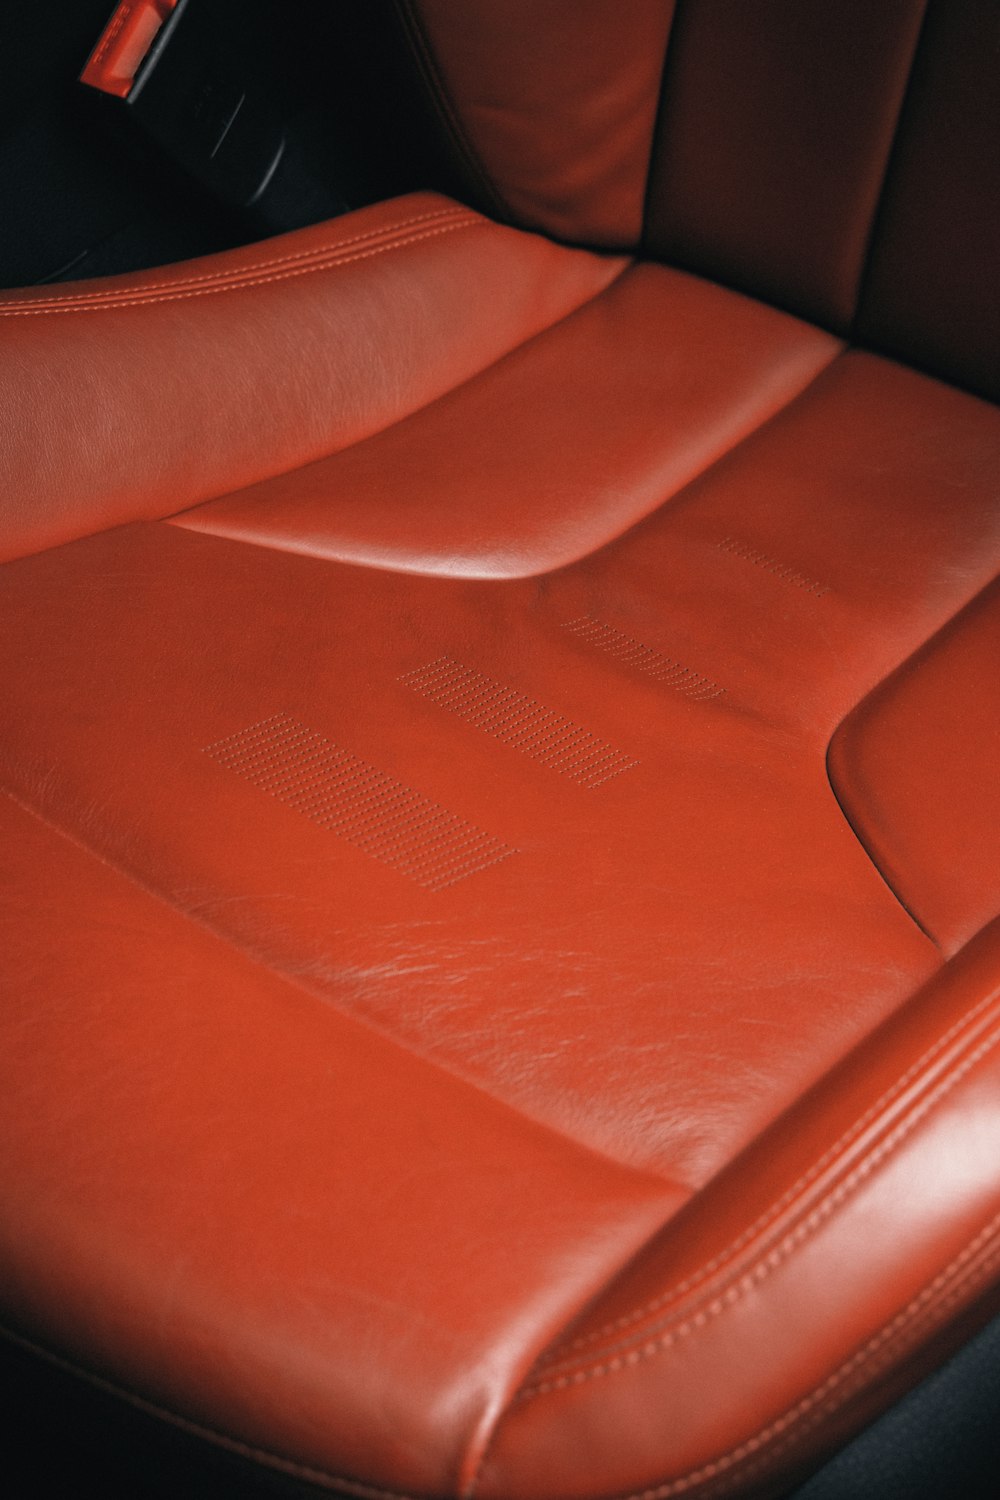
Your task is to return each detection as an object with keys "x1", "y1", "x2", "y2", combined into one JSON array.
[
  {"x1": 476, "y1": 919, "x2": 1000, "y2": 1499},
  {"x1": 173, "y1": 263, "x2": 838, "y2": 579},
  {"x1": 1, "y1": 0, "x2": 998, "y2": 1479},
  {"x1": 829, "y1": 578, "x2": 1000, "y2": 954},
  {"x1": 0, "y1": 191, "x2": 623, "y2": 564}
]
